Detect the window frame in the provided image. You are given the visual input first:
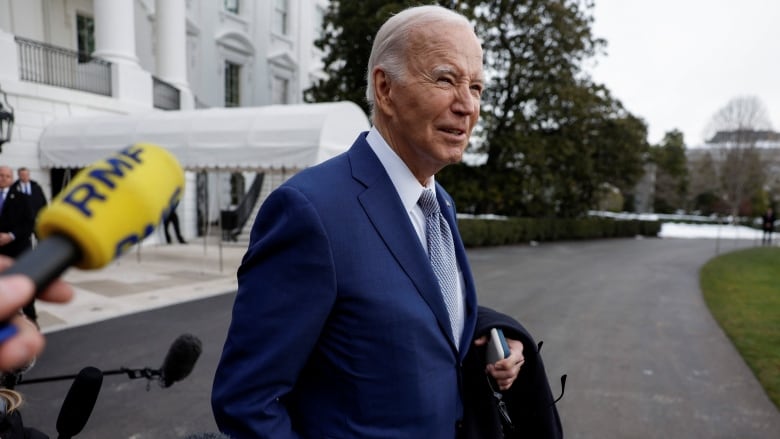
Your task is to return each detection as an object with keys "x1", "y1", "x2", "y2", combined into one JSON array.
[
  {"x1": 224, "y1": 61, "x2": 241, "y2": 107},
  {"x1": 224, "y1": 0, "x2": 240, "y2": 15},
  {"x1": 76, "y1": 13, "x2": 95, "y2": 63},
  {"x1": 273, "y1": 0, "x2": 289, "y2": 35}
]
